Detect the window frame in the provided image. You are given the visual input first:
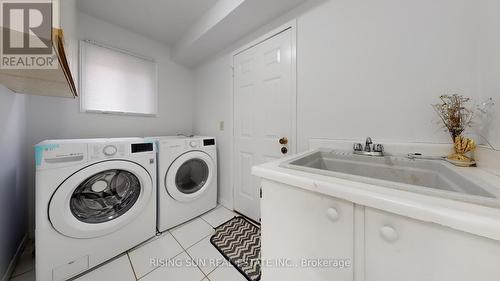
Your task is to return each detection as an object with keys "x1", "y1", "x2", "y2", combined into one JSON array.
[{"x1": 79, "y1": 40, "x2": 159, "y2": 117}]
